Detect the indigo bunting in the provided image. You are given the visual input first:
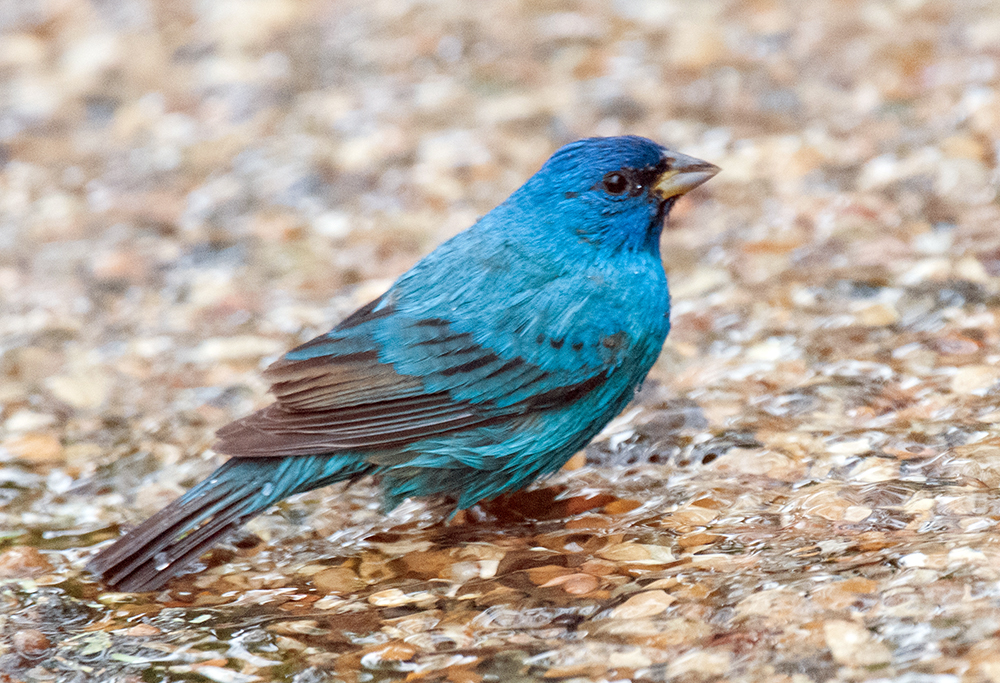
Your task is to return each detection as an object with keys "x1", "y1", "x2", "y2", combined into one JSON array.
[{"x1": 88, "y1": 135, "x2": 718, "y2": 591}]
